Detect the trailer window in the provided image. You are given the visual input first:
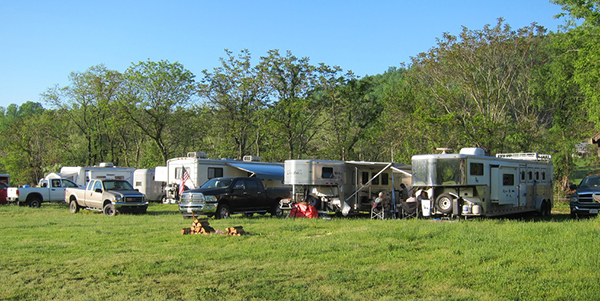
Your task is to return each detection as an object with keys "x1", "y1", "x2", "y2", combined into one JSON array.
[
  {"x1": 521, "y1": 171, "x2": 526, "y2": 181},
  {"x1": 470, "y1": 163, "x2": 484, "y2": 176},
  {"x1": 535, "y1": 172, "x2": 540, "y2": 181},
  {"x1": 381, "y1": 173, "x2": 389, "y2": 185},
  {"x1": 361, "y1": 172, "x2": 369, "y2": 185},
  {"x1": 322, "y1": 167, "x2": 334, "y2": 178},
  {"x1": 412, "y1": 157, "x2": 466, "y2": 186},
  {"x1": 528, "y1": 171, "x2": 533, "y2": 181},
  {"x1": 503, "y1": 174, "x2": 515, "y2": 186},
  {"x1": 372, "y1": 173, "x2": 380, "y2": 185},
  {"x1": 208, "y1": 167, "x2": 223, "y2": 179},
  {"x1": 542, "y1": 172, "x2": 546, "y2": 181}
]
